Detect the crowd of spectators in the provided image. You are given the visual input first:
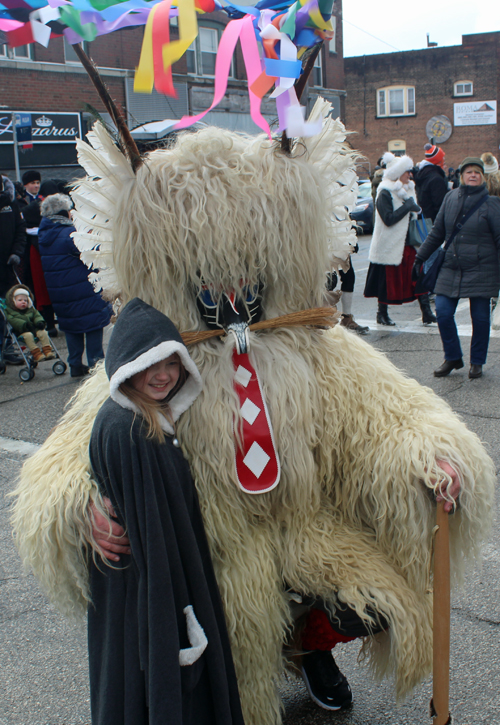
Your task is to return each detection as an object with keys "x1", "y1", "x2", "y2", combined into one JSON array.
[{"x1": 0, "y1": 169, "x2": 111, "y2": 377}]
